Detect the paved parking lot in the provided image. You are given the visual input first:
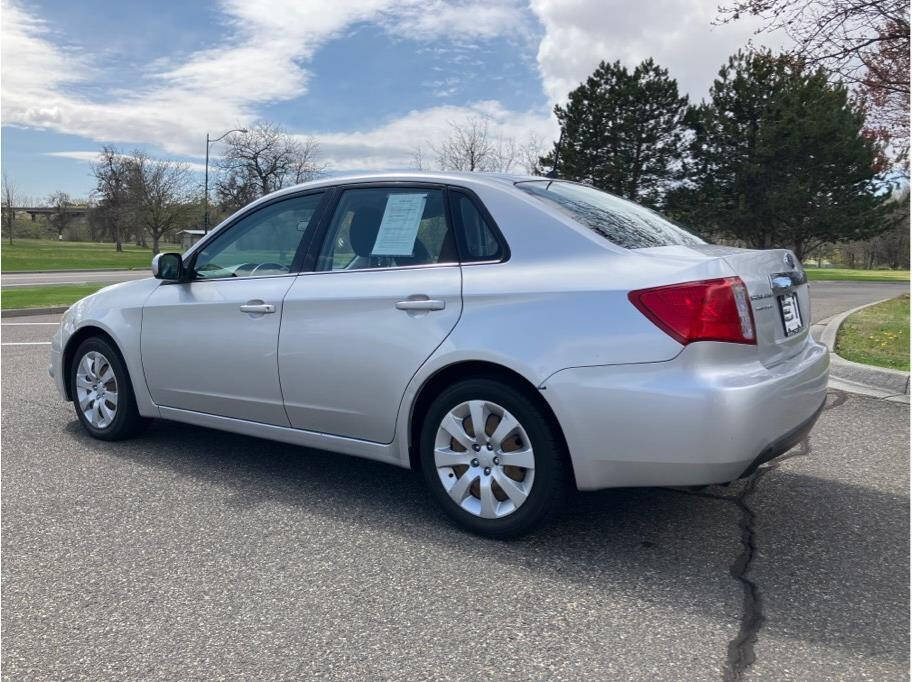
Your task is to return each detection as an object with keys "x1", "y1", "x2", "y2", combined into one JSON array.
[{"x1": 1, "y1": 314, "x2": 908, "y2": 680}]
